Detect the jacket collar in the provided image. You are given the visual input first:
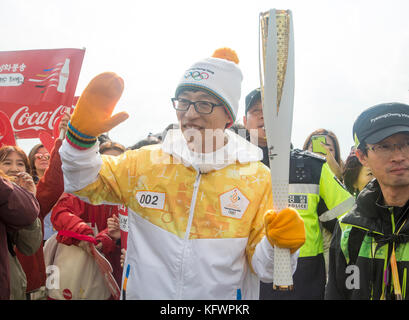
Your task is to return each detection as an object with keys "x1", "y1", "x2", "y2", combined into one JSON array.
[
  {"x1": 161, "y1": 129, "x2": 263, "y2": 173},
  {"x1": 341, "y1": 179, "x2": 390, "y2": 234}
]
